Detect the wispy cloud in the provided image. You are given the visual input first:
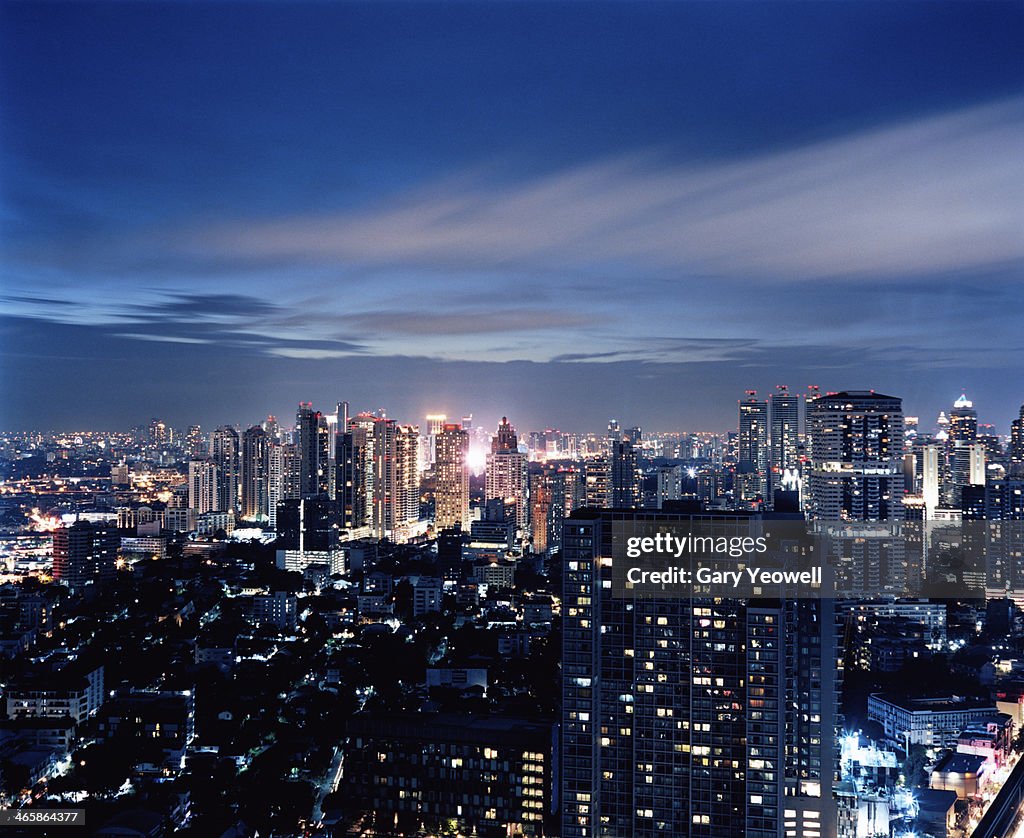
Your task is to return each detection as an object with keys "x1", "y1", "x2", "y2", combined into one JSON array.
[
  {"x1": 341, "y1": 308, "x2": 599, "y2": 336},
  {"x1": 203, "y1": 98, "x2": 1024, "y2": 281}
]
